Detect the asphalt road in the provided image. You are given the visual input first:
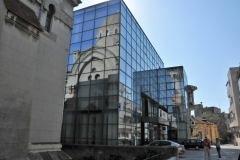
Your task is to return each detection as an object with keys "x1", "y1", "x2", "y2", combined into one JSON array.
[{"x1": 179, "y1": 144, "x2": 240, "y2": 160}]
